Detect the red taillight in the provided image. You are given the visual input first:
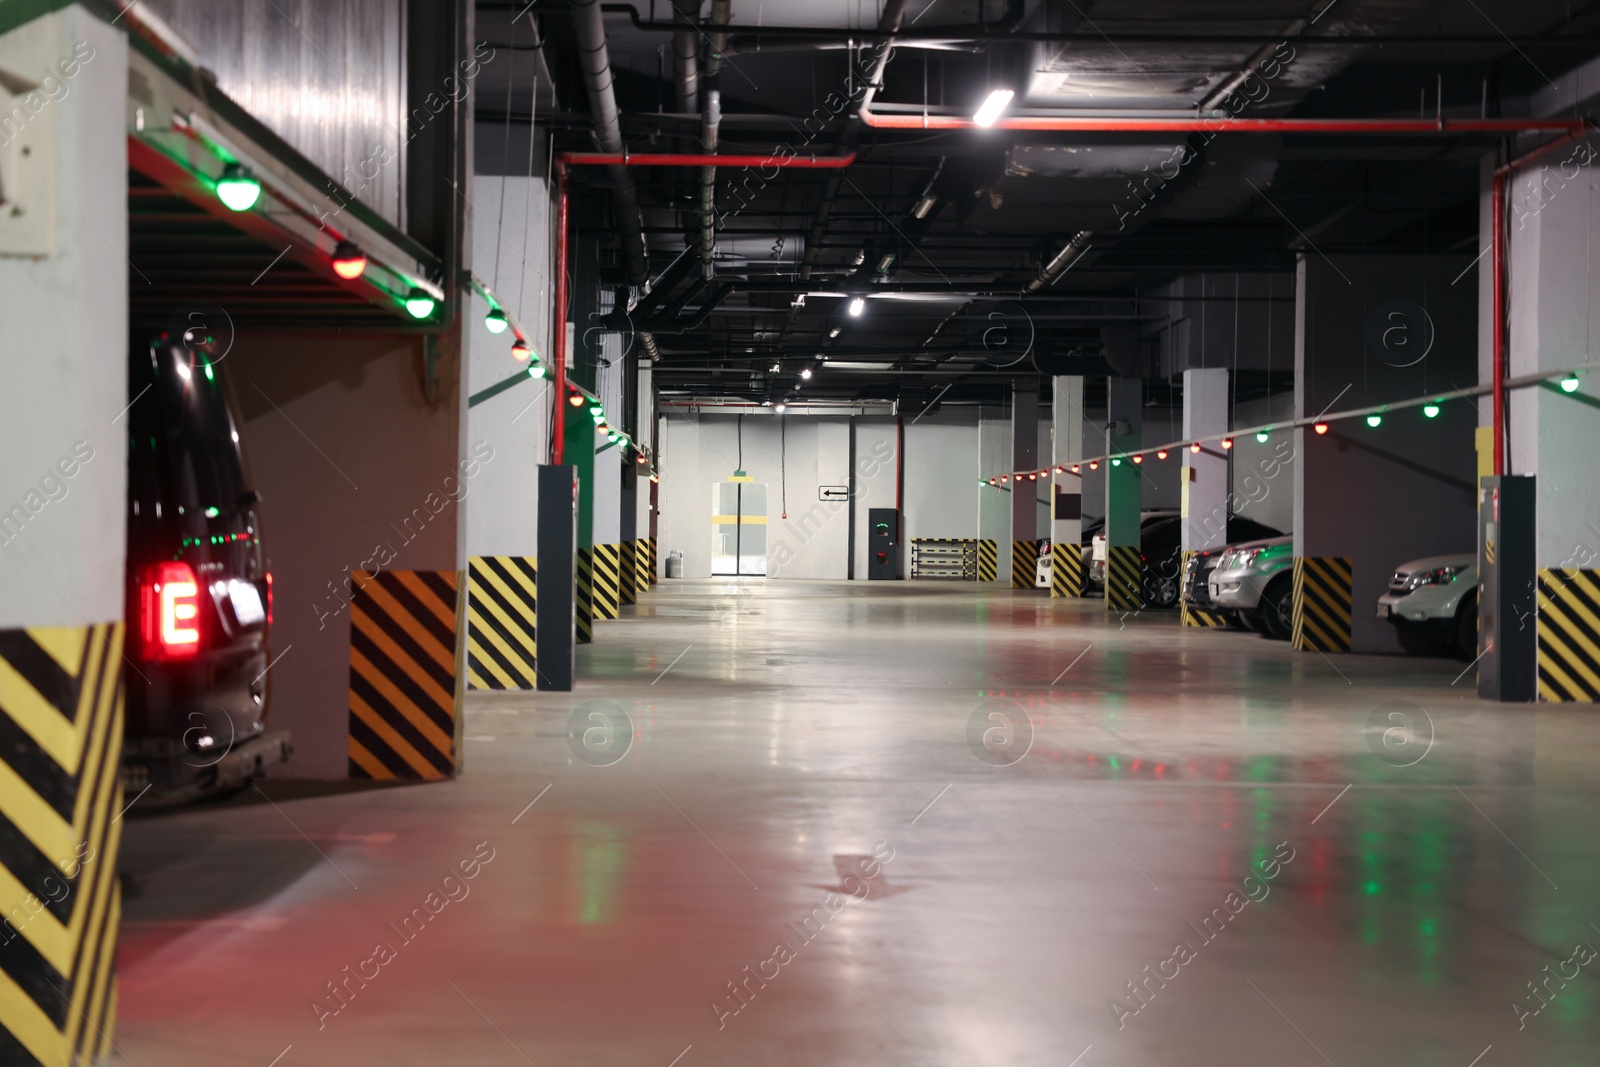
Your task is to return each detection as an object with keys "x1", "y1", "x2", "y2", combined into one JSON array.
[
  {"x1": 141, "y1": 561, "x2": 201, "y2": 660},
  {"x1": 265, "y1": 572, "x2": 273, "y2": 625}
]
